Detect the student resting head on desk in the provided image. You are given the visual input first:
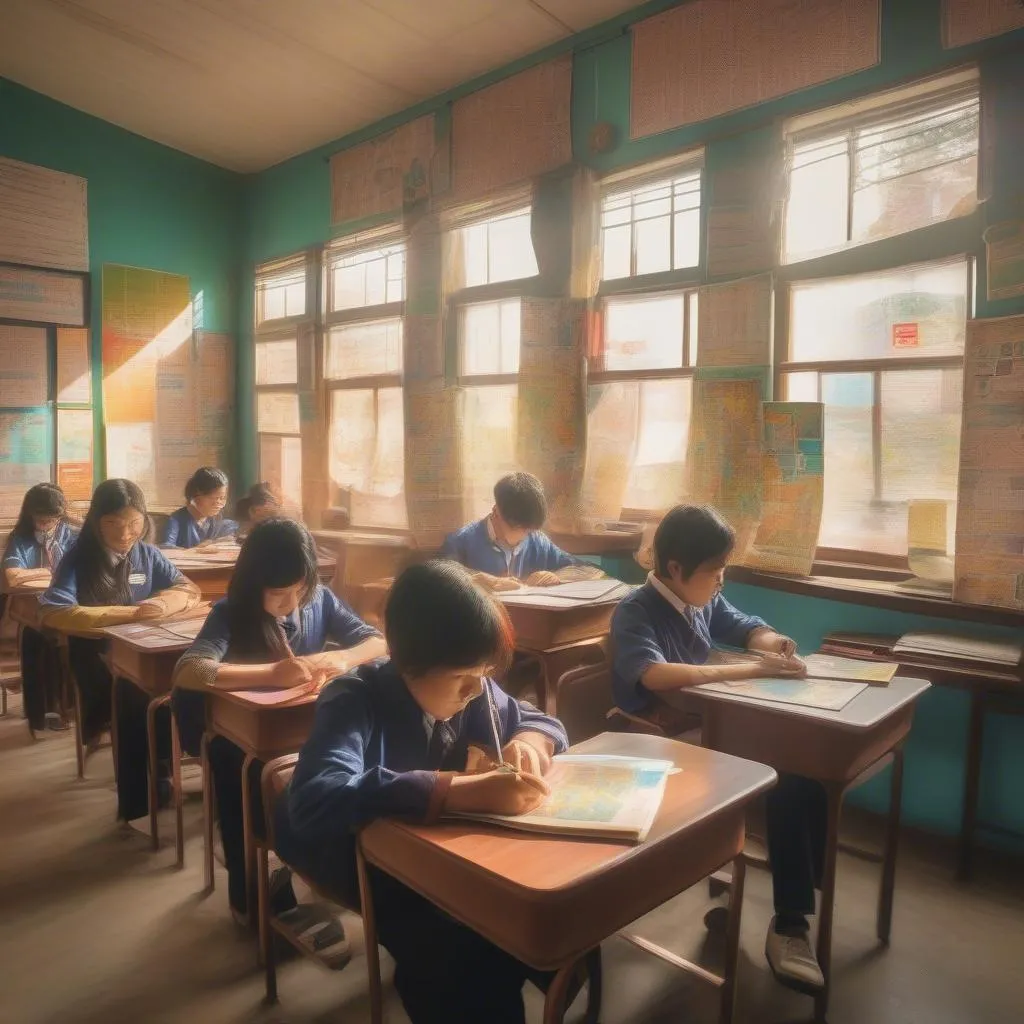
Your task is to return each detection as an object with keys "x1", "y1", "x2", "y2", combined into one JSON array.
[
  {"x1": 171, "y1": 517, "x2": 385, "y2": 924},
  {"x1": 233, "y1": 481, "x2": 282, "y2": 540},
  {"x1": 39, "y1": 479, "x2": 202, "y2": 769},
  {"x1": 2, "y1": 483, "x2": 78, "y2": 732},
  {"x1": 274, "y1": 559, "x2": 569, "y2": 1024},
  {"x1": 440, "y1": 470, "x2": 602, "y2": 593},
  {"x1": 162, "y1": 466, "x2": 238, "y2": 548},
  {"x1": 610, "y1": 503, "x2": 828, "y2": 994}
]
